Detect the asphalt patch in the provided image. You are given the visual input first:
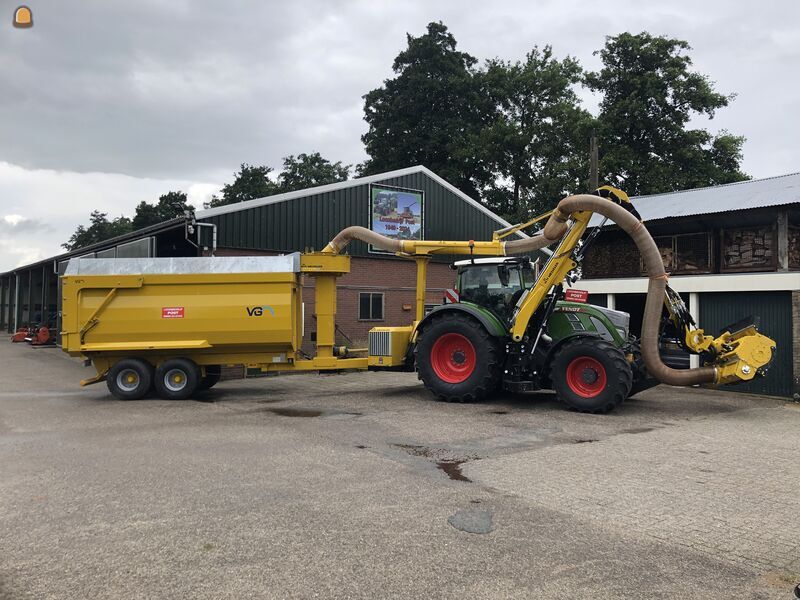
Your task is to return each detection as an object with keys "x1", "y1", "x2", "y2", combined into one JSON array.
[{"x1": 448, "y1": 508, "x2": 493, "y2": 534}]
